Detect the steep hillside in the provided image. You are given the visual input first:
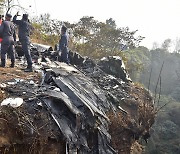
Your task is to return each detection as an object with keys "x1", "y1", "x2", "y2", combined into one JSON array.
[
  {"x1": 0, "y1": 46, "x2": 155, "y2": 154},
  {"x1": 123, "y1": 47, "x2": 180, "y2": 154}
]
